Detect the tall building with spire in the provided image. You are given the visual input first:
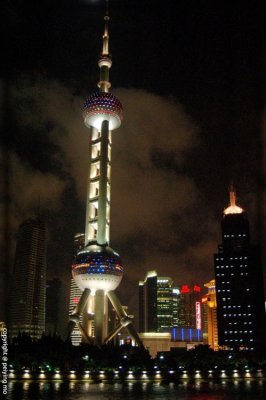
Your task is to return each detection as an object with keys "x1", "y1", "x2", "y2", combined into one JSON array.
[
  {"x1": 68, "y1": 8, "x2": 141, "y2": 346},
  {"x1": 214, "y1": 186, "x2": 266, "y2": 350},
  {"x1": 8, "y1": 217, "x2": 46, "y2": 340}
]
